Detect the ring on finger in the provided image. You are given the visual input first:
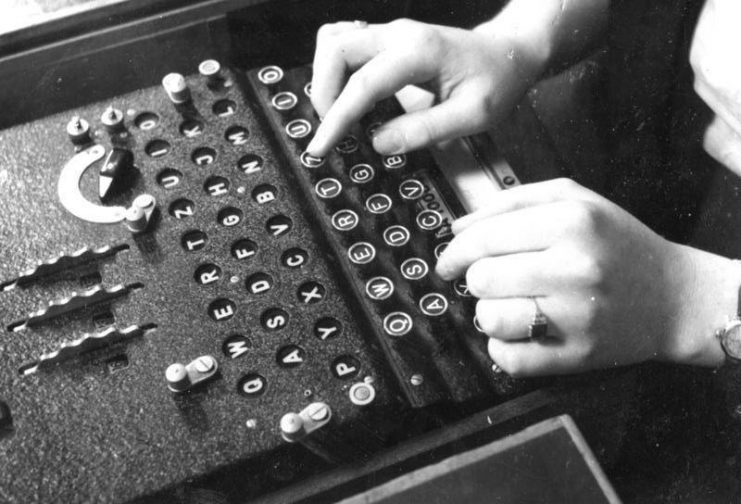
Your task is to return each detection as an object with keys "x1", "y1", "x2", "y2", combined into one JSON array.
[{"x1": 528, "y1": 296, "x2": 548, "y2": 339}]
